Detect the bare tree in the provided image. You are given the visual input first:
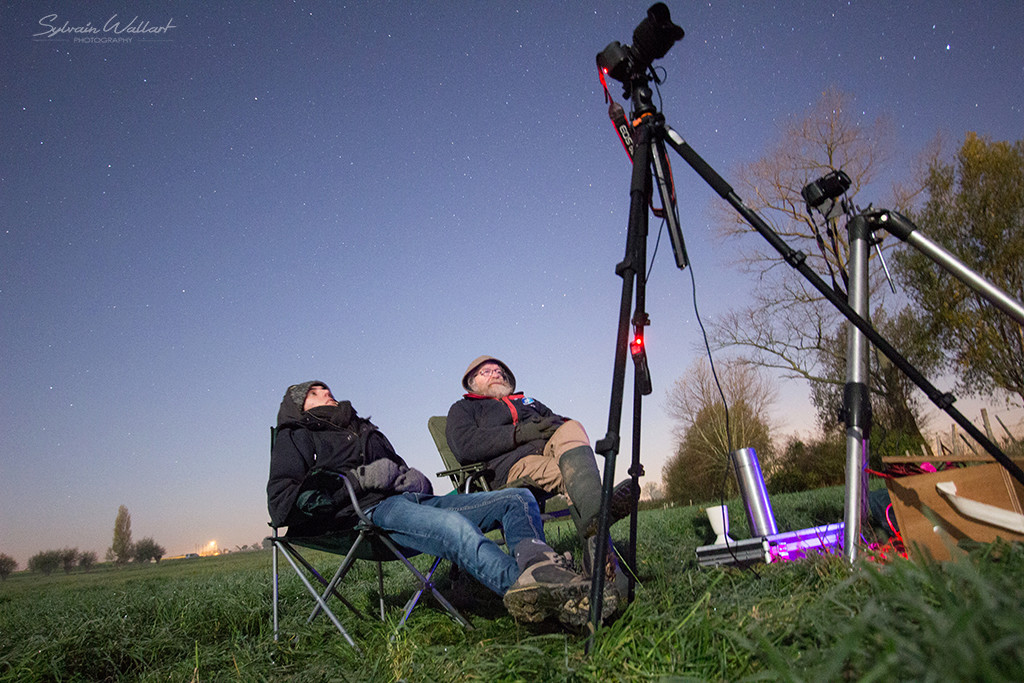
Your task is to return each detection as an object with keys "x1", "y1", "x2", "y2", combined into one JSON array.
[
  {"x1": 641, "y1": 481, "x2": 664, "y2": 502},
  {"x1": 714, "y1": 86, "x2": 898, "y2": 272},
  {"x1": 710, "y1": 86, "x2": 934, "y2": 439},
  {"x1": 665, "y1": 356, "x2": 778, "y2": 439}
]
